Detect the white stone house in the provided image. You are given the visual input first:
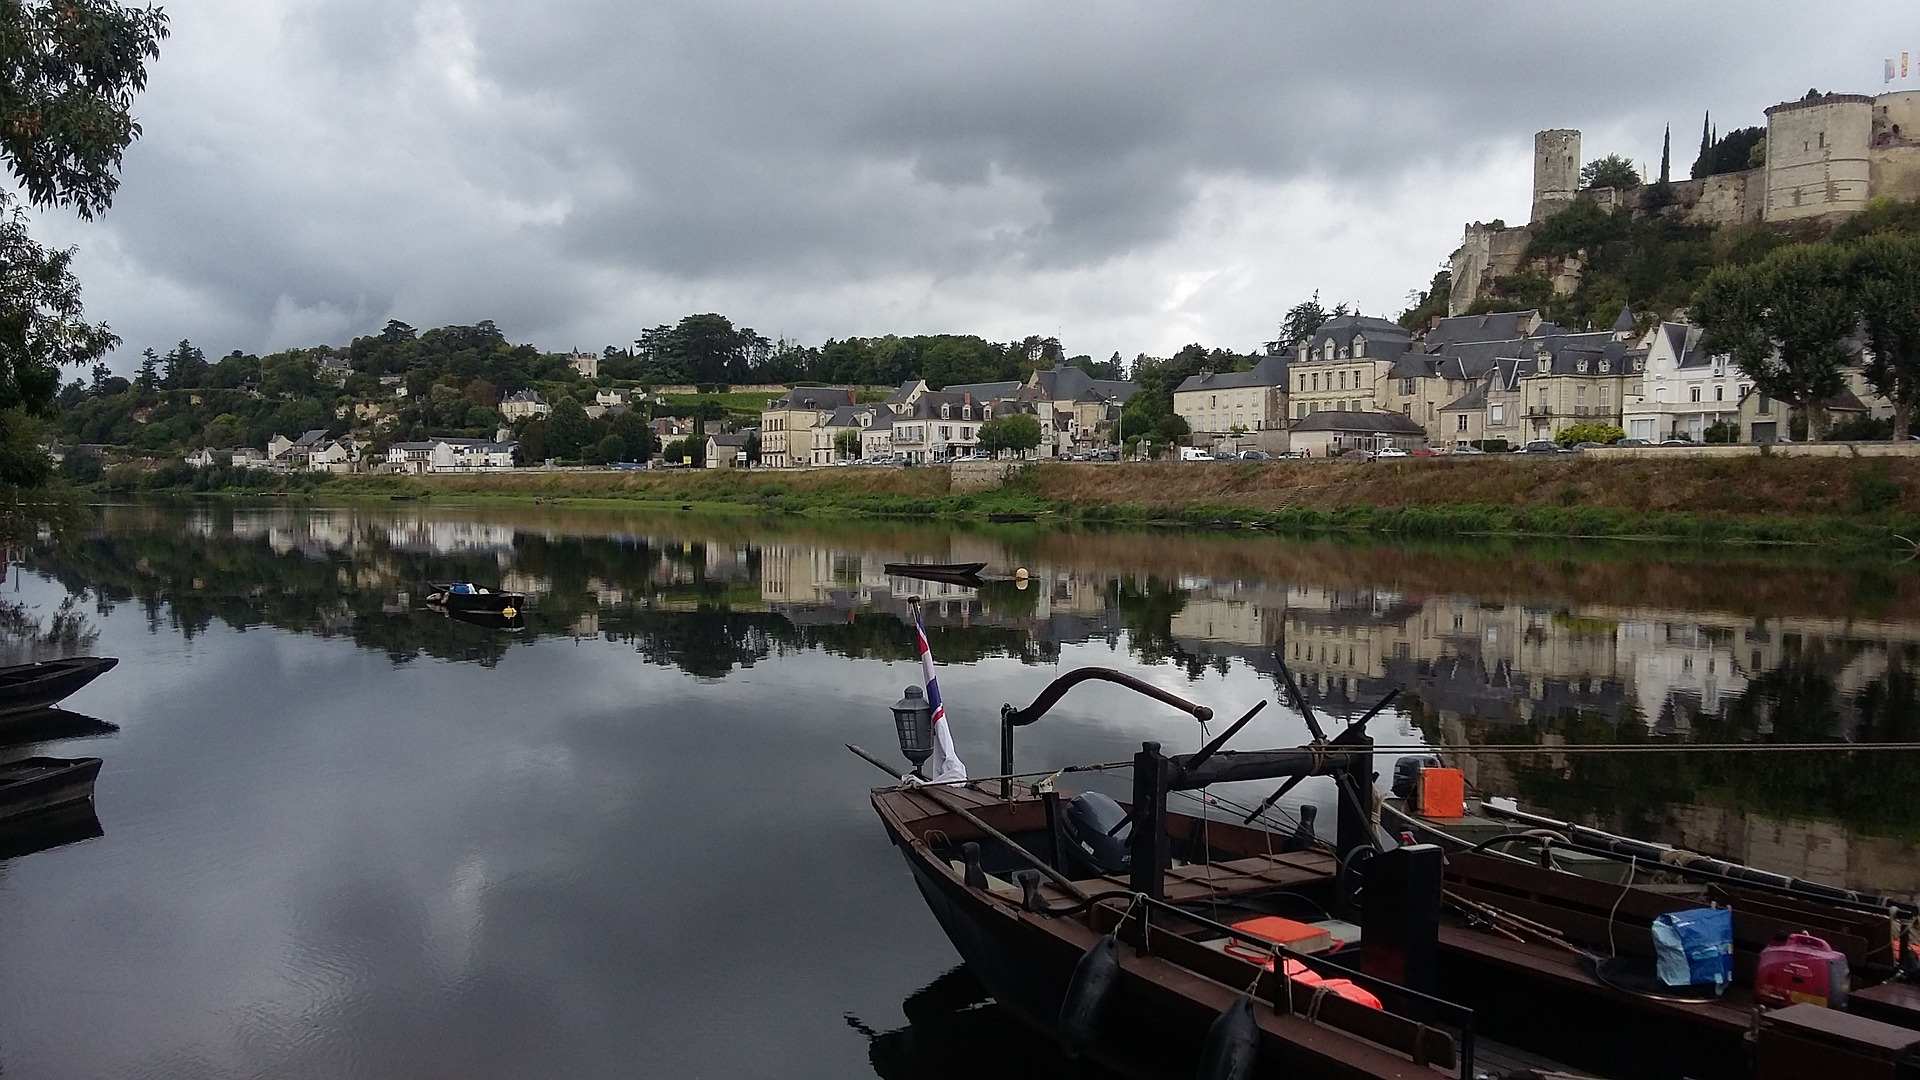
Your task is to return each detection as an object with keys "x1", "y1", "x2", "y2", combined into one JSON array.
[
  {"x1": 385, "y1": 438, "x2": 517, "y2": 473},
  {"x1": 569, "y1": 352, "x2": 600, "y2": 379},
  {"x1": 811, "y1": 405, "x2": 881, "y2": 465},
  {"x1": 1622, "y1": 322, "x2": 1748, "y2": 442},
  {"x1": 861, "y1": 413, "x2": 895, "y2": 459},
  {"x1": 306, "y1": 439, "x2": 358, "y2": 474},
  {"x1": 706, "y1": 433, "x2": 751, "y2": 469},
  {"x1": 887, "y1": 392, "x2": 997, "y2": 464},
  {"x1": 501, "y1": 389, "x2": 551, "y2": 421},
  {"x1": 595, "y1": 388, "x2": 631, "y2": 408},
  {"x1": 1173, "y1": 354, "x2": 1291, "y2": 453}
]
